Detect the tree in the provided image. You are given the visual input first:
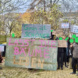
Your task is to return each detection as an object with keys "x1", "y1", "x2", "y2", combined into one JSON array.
[
  {"x1": 29, "y1": 4, "x2": 63, "y2": 29},
  {"x1": 28, "y1": 0, "x2": 60, "y2": 12},
  {"x1": 29, "y1": 0, "x2": 78, "y2": 12},
  {"x1": 3, "y1": 13, "x2": 22, "y2": 37},
  {"x1": 21, "y1": 12, "x2": 31, "y2": 23},
  {"x1": 60, "y1": 0, "x2": 78, "y2": 12},
  {"x1": 0, "y1": 0, "x2": 31, "y2": 37},
  {"x1": 0, "y1": 0, "x2": 31, "y2": 14}
]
